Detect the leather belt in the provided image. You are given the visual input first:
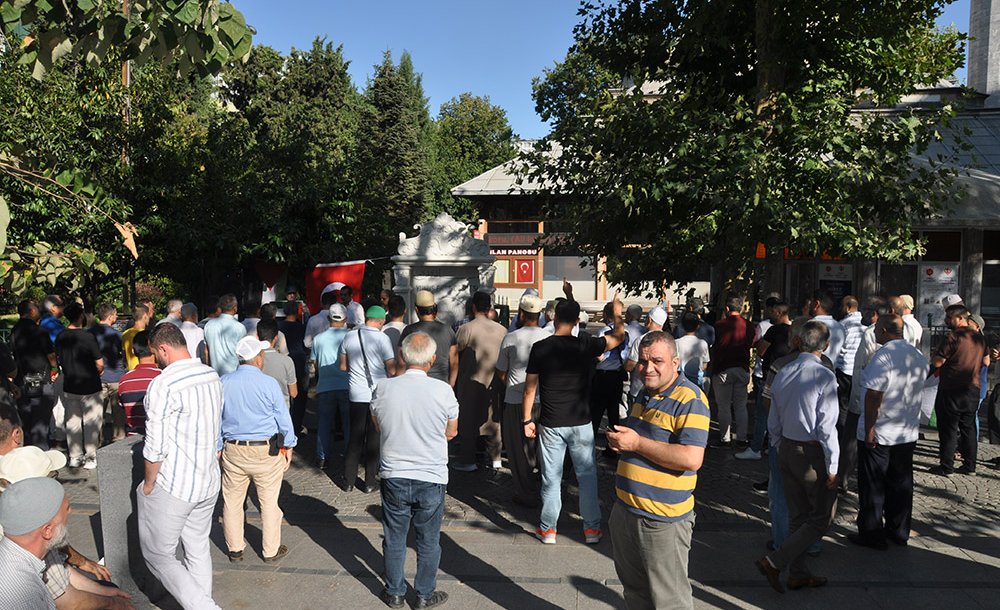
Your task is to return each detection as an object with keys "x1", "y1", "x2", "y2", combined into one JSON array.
[
  {"x1": 783, "y1": 438, "x2": 821, "y2": 448},
  {"x1": 225, "y1": 439, "x2": 269, "y2": 446}
]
